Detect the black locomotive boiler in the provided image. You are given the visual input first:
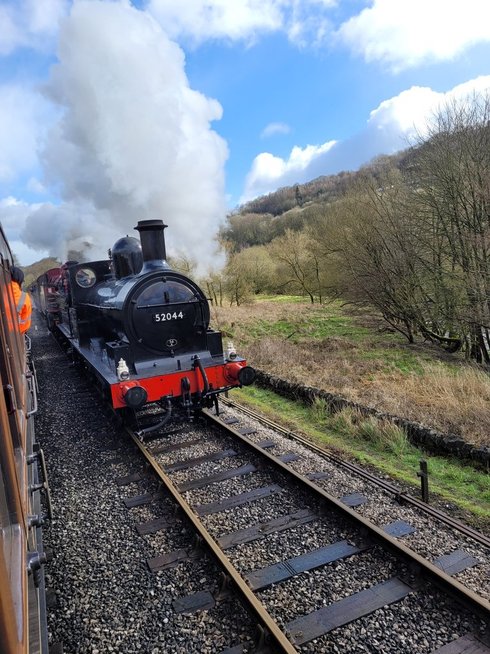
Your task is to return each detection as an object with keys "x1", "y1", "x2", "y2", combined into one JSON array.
[{"x1": 42, "y1": 220, "x2": 255, "y2": 431}]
